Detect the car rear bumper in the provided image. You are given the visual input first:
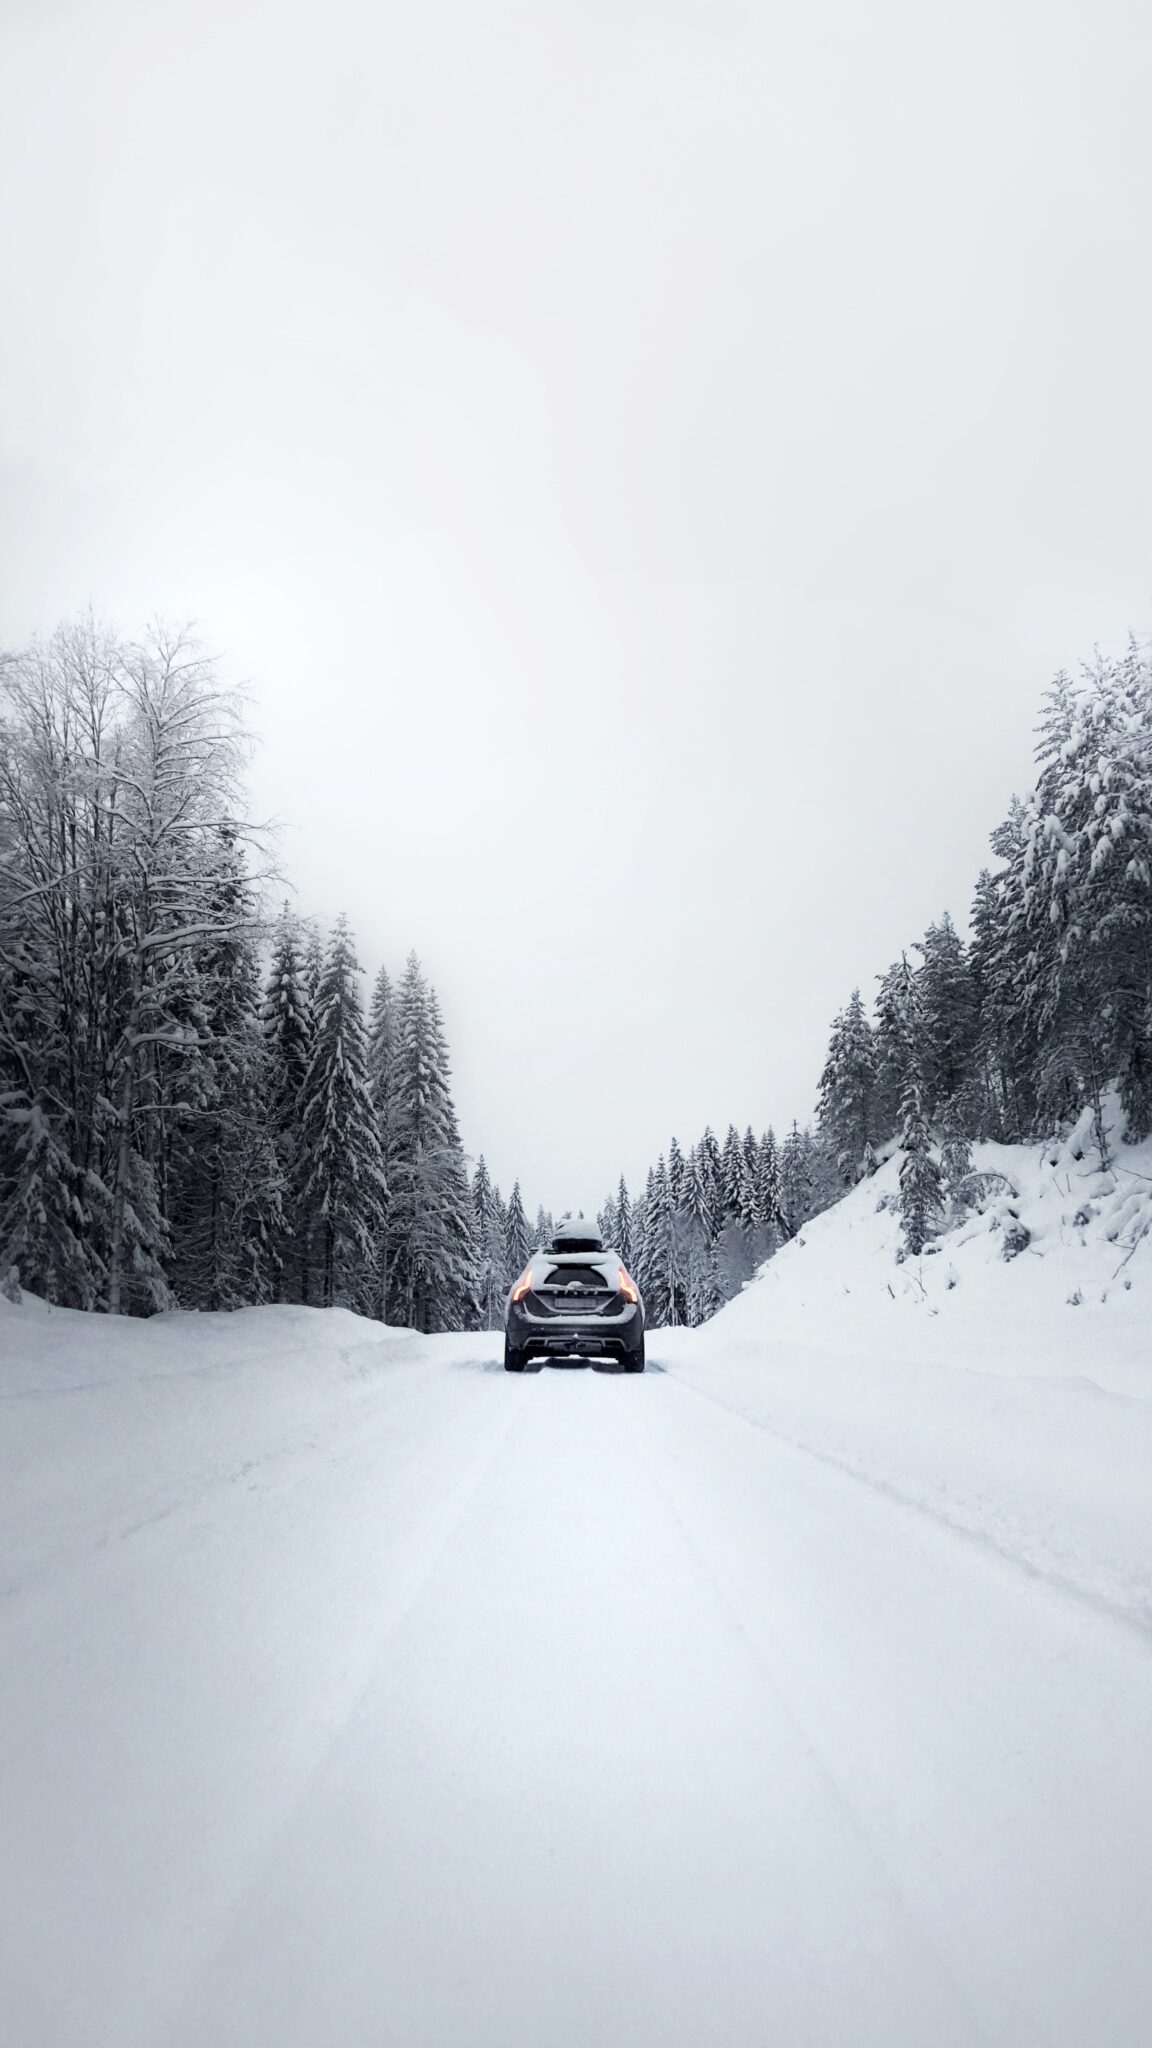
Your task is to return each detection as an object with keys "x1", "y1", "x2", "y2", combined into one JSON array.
[{"x1": 506, "y1": 1299, "x2": 643, "y2": 1361}]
